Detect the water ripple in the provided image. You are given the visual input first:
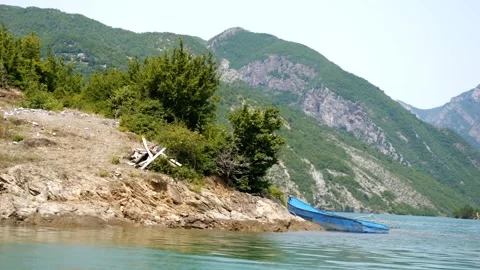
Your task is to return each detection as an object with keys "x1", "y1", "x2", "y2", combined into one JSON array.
[{"x1": 1, "y1": 215, "x2": 479, "y2": 269}]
